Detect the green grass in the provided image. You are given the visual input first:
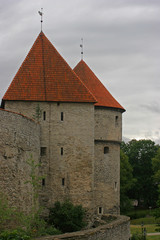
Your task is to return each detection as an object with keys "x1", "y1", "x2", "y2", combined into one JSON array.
[
  {"x1": 147, "y1": 236, "x2": 160, "y2": 240},
  {"x1": 130, "y1": 224, "x2": 157, "y2": 235},
  {"x1": 125, "y1": 208, "x2": 156, "y2": 220},
  {"x1": 131, "y1": 217, "x2": 158, "y2": 225},
  {"x1": 128, "y1": 209, "x2": 160, "y2": 239}
]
